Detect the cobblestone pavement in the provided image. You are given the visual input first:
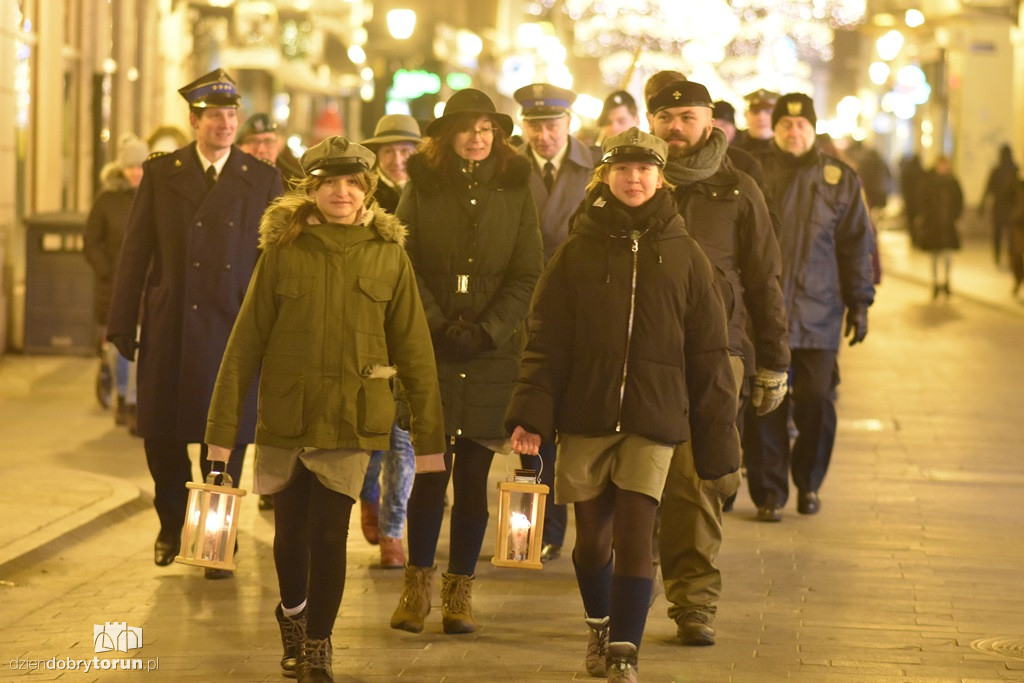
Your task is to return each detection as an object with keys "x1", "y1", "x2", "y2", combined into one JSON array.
[{"x1": 1, "y1": 235, "x2": 1023, "y2": 681}]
